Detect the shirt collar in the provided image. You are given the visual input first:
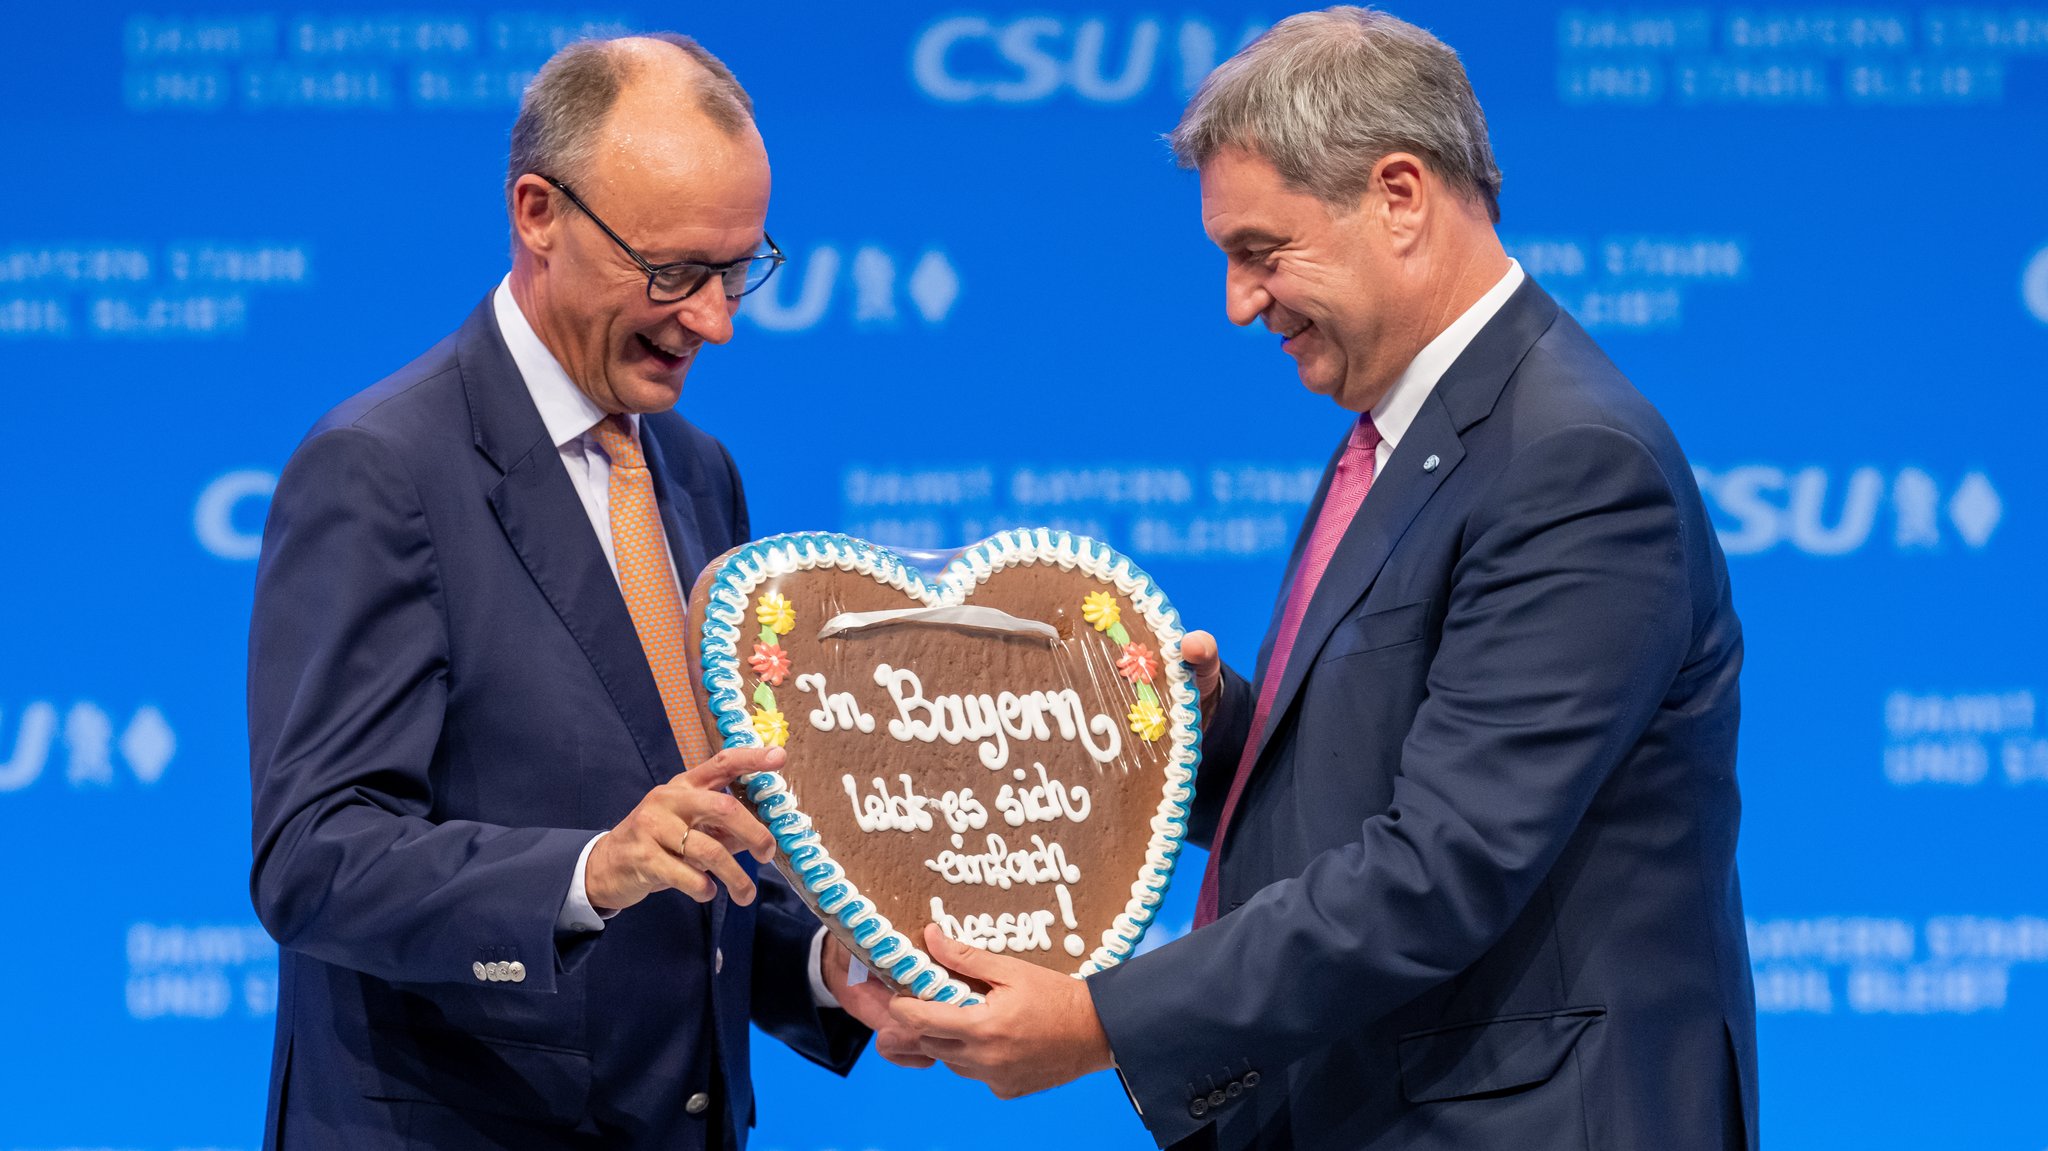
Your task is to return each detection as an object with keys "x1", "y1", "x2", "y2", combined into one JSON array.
[
  {"x1": 1369, "y1": 258, "x2": 1525, "y2": 453},
  {"x1": 493, "y1": 274, "x2": 635, "y2": 447}
]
